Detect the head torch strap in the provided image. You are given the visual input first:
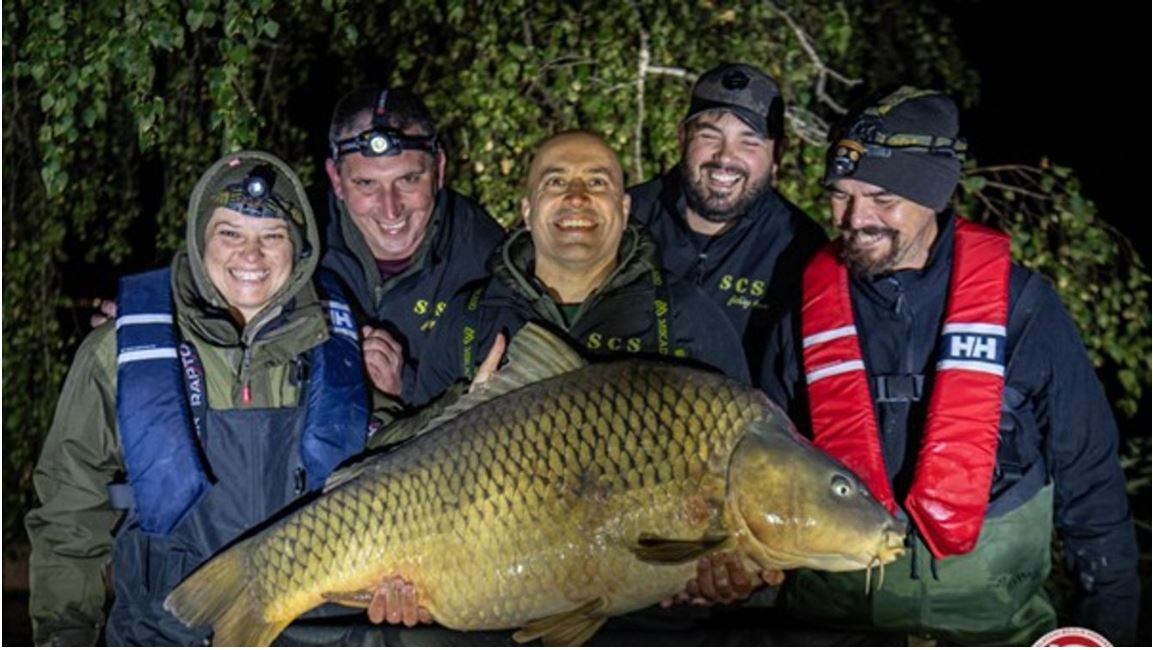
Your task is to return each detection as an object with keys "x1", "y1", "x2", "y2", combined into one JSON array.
[
  {"x1": 223, "y1": 188, "x2": 295, "y2": 221},
  {"x1": 872, "y1": 132, "x2": 968, "y2": 160},
  {"x1": 373, "y1": 88, "x2": 390, "y2": 128},
  {"x1": 330, "y1": 130, "x2": 438, "y2": 160},
  {"x1": 868, "y1": 87, "x2": 942, "y2": 117}
]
